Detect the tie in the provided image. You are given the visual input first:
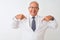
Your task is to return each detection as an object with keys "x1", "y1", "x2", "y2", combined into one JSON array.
[{"x1": 31, "y1": 17, "x2": 36, "y2": 31}]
